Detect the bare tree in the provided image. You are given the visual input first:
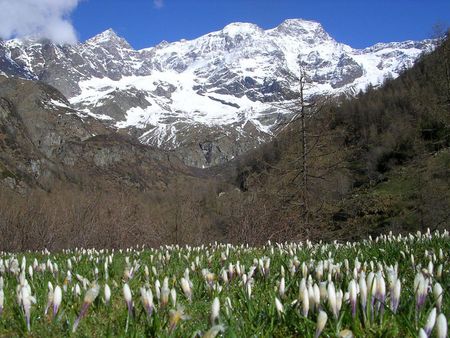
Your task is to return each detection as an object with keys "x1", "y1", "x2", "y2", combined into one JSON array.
[
  {"x1": 274, "y1": 64, "x2": 327, "y2": 224},
  {"x1": 264, "y1": 57, "x2": 352, "y2": 236}
]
